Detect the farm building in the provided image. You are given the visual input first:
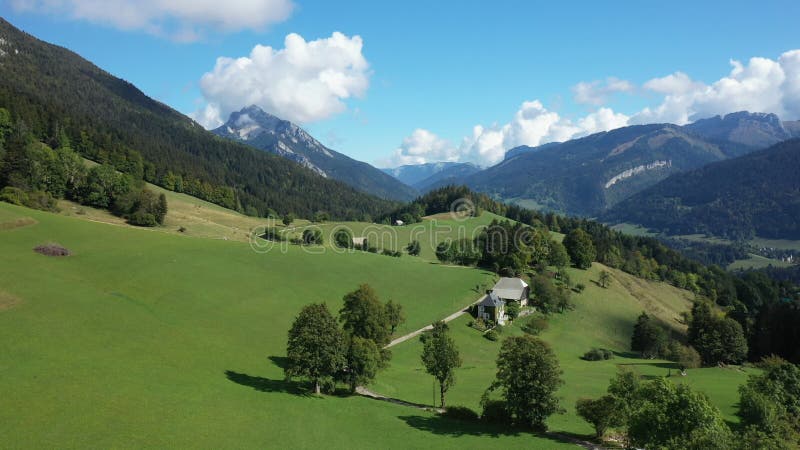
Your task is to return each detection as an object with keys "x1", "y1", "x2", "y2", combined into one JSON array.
[
  {"x1": 476, "y1": 291, "x2": 506, "y2": 325},
  {"x1": 352, "y1": 237, "x2": 367, "y2": 248},
  {"x1": 492, "y1": 277, "x2": 529, "y2": 306}
]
